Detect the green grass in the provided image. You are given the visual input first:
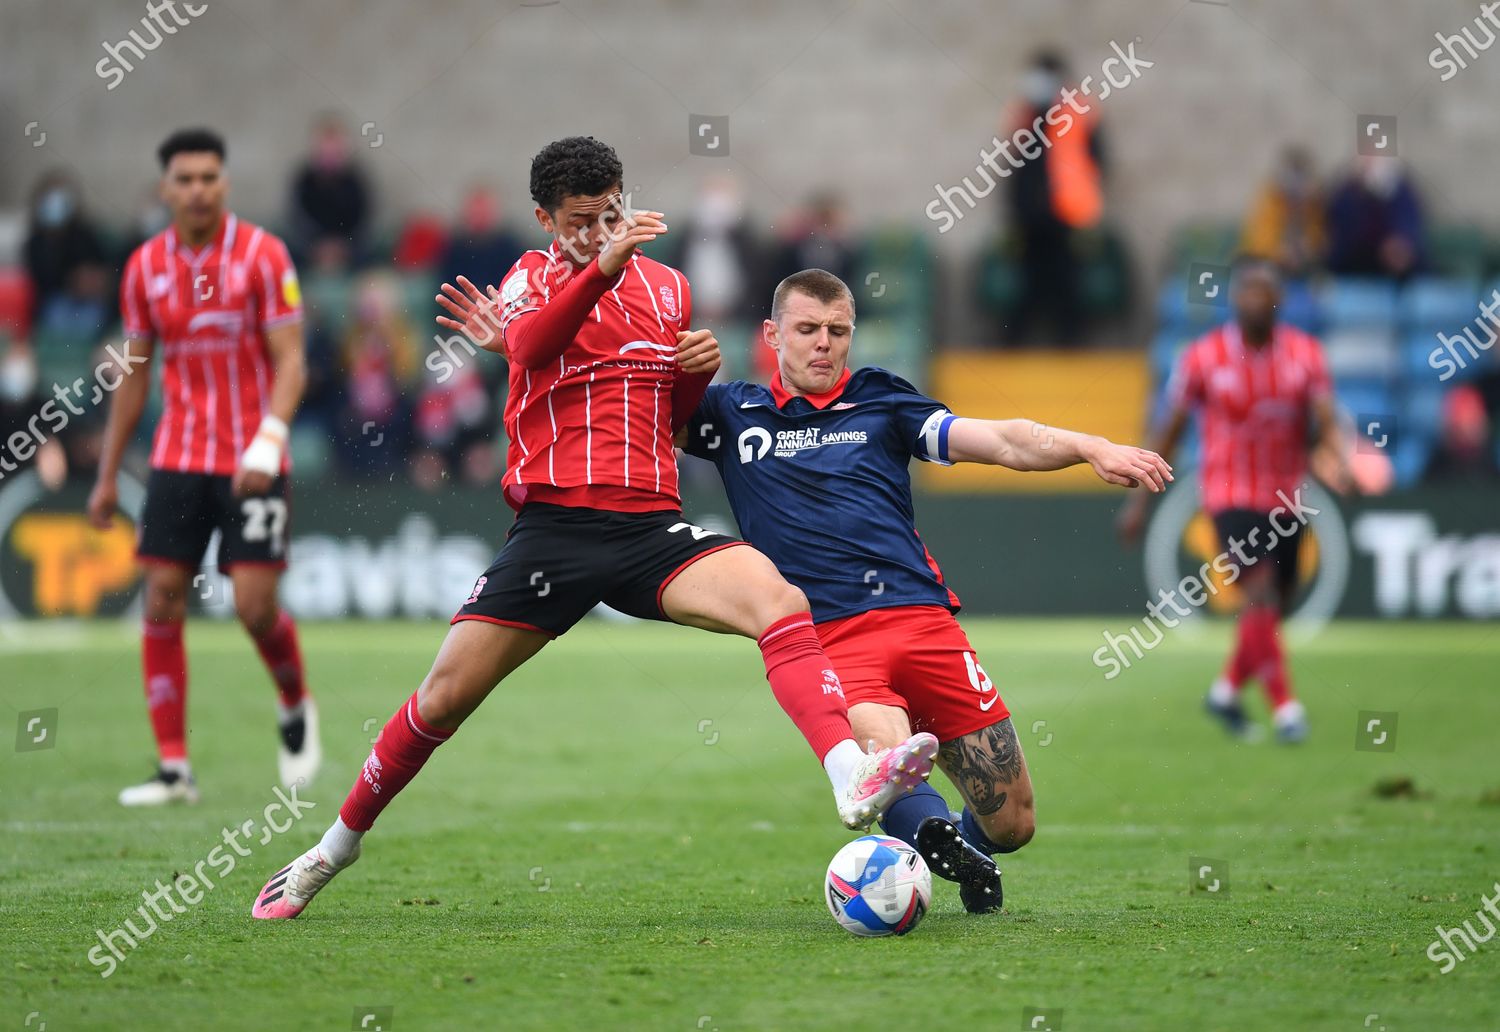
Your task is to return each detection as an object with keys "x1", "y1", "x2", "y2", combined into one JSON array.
[{"x1": 3, "y1": 617, "x2": 1499, "y2": 1031}]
